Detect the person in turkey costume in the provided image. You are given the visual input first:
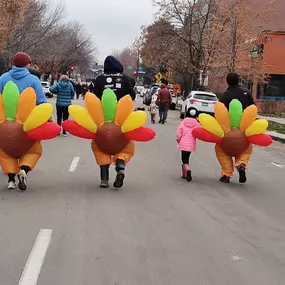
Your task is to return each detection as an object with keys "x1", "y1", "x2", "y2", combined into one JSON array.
[
  {"x1": 192, "y1": 99, "x2": 273, "y2": 184},
  {"x1": 62, "y1": 89, "x2": 156, "y2": 189},
  {"x1": 0, "y1": 53, "x2": 59, "y2": 190},
  {"x1": 0, "y1": 82, "x2": 60, "y2": 190}
]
